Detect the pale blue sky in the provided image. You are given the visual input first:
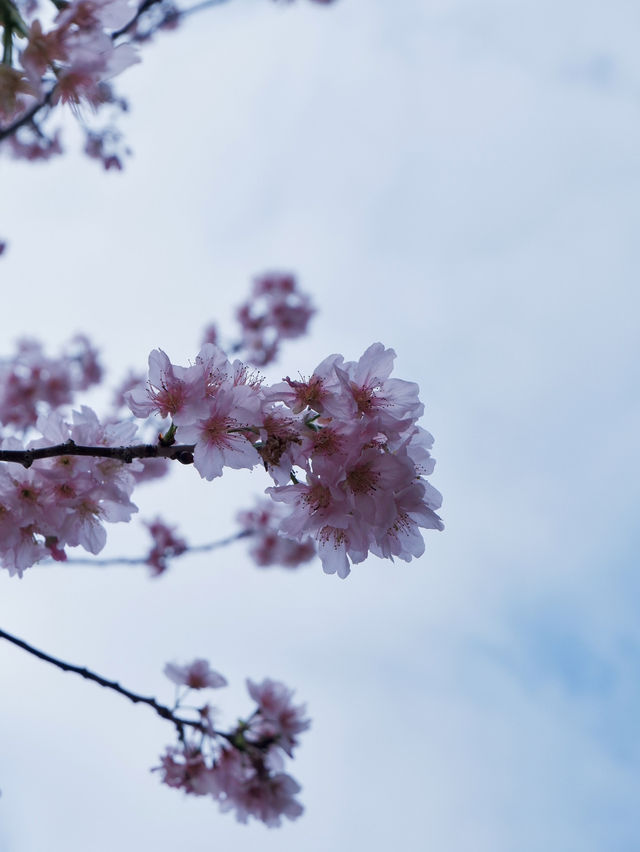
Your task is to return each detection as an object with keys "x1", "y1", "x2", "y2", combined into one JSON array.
[{"x1": 1, "y1": 0, "x2": 639, "y2": 849}]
